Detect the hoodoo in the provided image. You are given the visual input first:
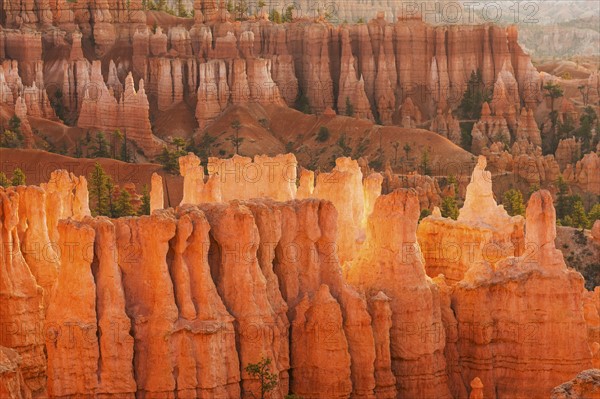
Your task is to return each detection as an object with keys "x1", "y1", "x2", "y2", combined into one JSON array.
[{"x1": 0, "y1": 0, "x2": 599, "y2": 397}]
